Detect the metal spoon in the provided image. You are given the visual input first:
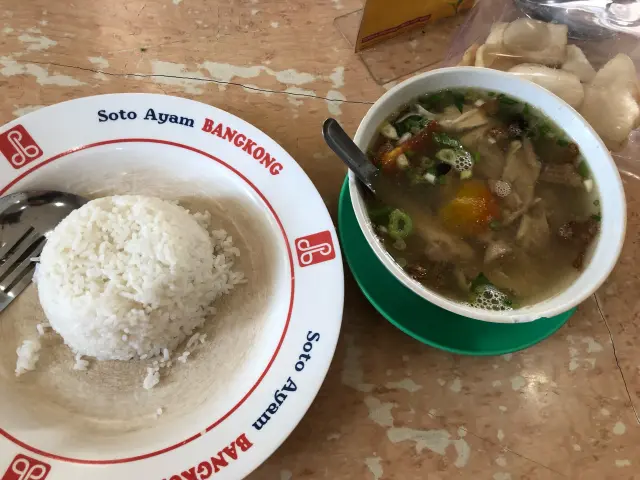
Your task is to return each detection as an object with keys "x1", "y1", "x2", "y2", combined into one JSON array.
[
  {"x1": 322, "y1": 117, "x2": 435, "y2": 235},
  {"x1": 0, "y1": 191, "x2": 87, "y2": 312},
  {"x1": 322, "y1": 118, "x2": 379, "y2": 195}
]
